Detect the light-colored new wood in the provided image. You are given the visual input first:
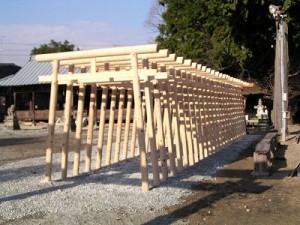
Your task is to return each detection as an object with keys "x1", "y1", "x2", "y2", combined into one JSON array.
[
  {"x1": 161, "y1": 83, "x2": 176, "y2": 176},
  {"x1": 45, "y1": 59, "x2": 59, "y2": 182},
  {"x1": 36, "y1": 44, "x2": 159, "y2": 62},
  {"x1": 61, "y1": 65, "x2": 74, "y2": 179},
  {"x1": 177, "y1": 84, "x2": 189, "y2": 167},
  {"x1": 39, "y1": 44, "x2": 252, "y2": 191},
  {"x1": 59, "y1": 49, "x2": 169, "y2": 66},
  {"x1": 96, "y1": 87, "x2": 108, "y2": 169},
  {"x1": 115, "y1": 88, "x2": 125, "y2": 162},
  {"x1": 131, "y1": 53, "x2": 149, "y2": 192},
  {"x1": 169, "y1": 69, "x2": 183, "y2": 171},
  {"x1": 153, "y1": 85, "x2": 168, "y2": 180},
  {"x1": 105, "y1": 87, "x2": 117, "y2": 165},
  {"x1": 182, "y1": 85, "x2": 195, "y2": 166},
  {"x1": 123, "y1": 89, "x2": 133, "y2": 159},
  {"x1": 130, "y1": 109, "x2": 137, "y2": 158},
  {"x1": 39, "y1": 70, "x2": 168, "y2": 84},
  {"x1": 85, "y1": 59, "x2": 97, "y2": 173},
  {"x1": 189, "y1": 85, "x2": 199, "y2": 163},
  {"x1": 144, "y1": 80, "x2": 160, "y2": 185}
]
